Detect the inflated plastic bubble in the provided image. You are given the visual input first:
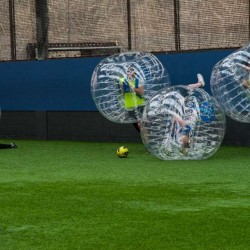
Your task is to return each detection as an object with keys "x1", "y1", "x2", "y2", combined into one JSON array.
[
  {"x1": 140, "y1": 86, "x2": 226, "y2": 160},
  {"x1": 210, "y1": 44, "x2": 250, "y2": 123},
  {"x1": 91, "y1": 52, "x2": 171, "y2": 123}
]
